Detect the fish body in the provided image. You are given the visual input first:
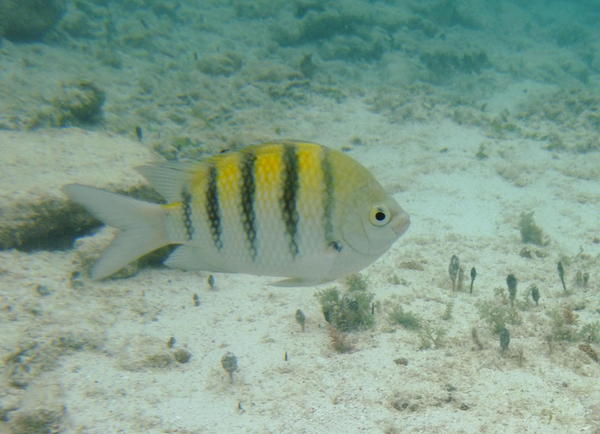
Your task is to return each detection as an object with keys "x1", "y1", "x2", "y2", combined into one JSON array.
[{"x1": 63, "y1": 141, "x2": 410, "y2": 286}]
